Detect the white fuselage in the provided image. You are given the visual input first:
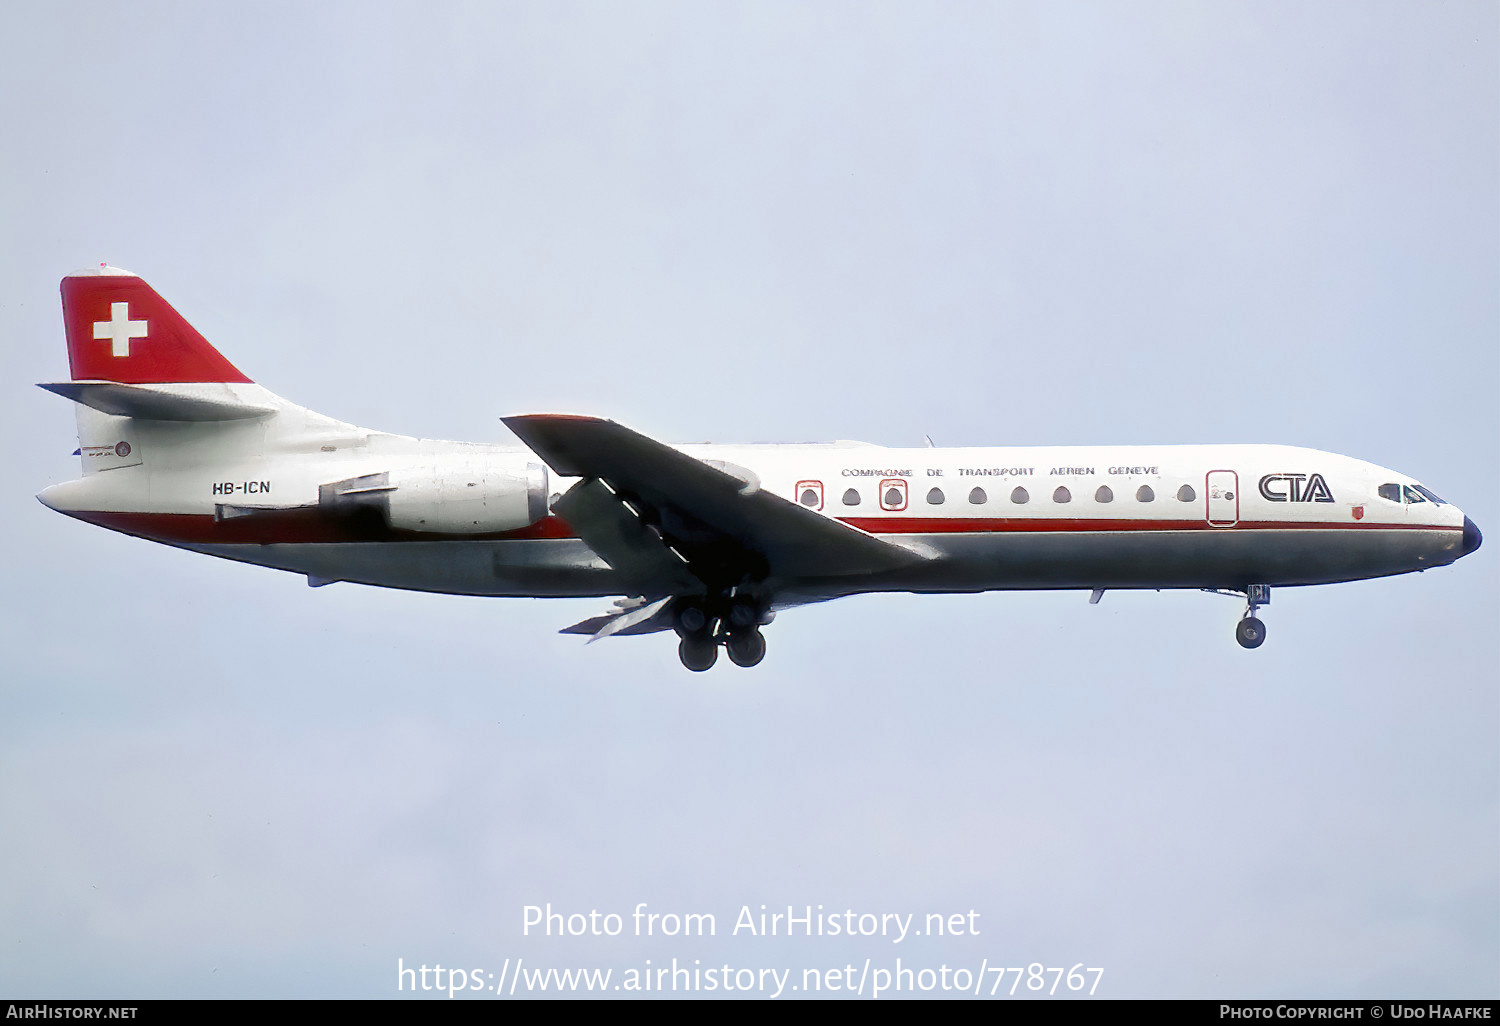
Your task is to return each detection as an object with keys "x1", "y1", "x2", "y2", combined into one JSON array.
[
  {"x1": 37, "y1": 386, "x2": 1472, "y2": 603},
  {"x1": 42, "y1": 266, "x2": 1481, "y2": 666}
]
